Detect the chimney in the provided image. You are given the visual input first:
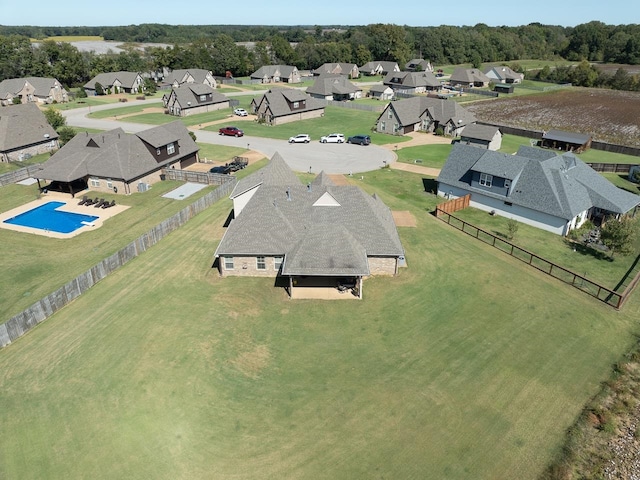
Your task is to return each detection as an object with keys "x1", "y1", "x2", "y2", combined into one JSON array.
[
  {"x1": 286, "y1": 187, "x2": 291, "y2": 201},
  {"x1": 307, "y1": 182, "x2": 311, "y2": 192}
]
